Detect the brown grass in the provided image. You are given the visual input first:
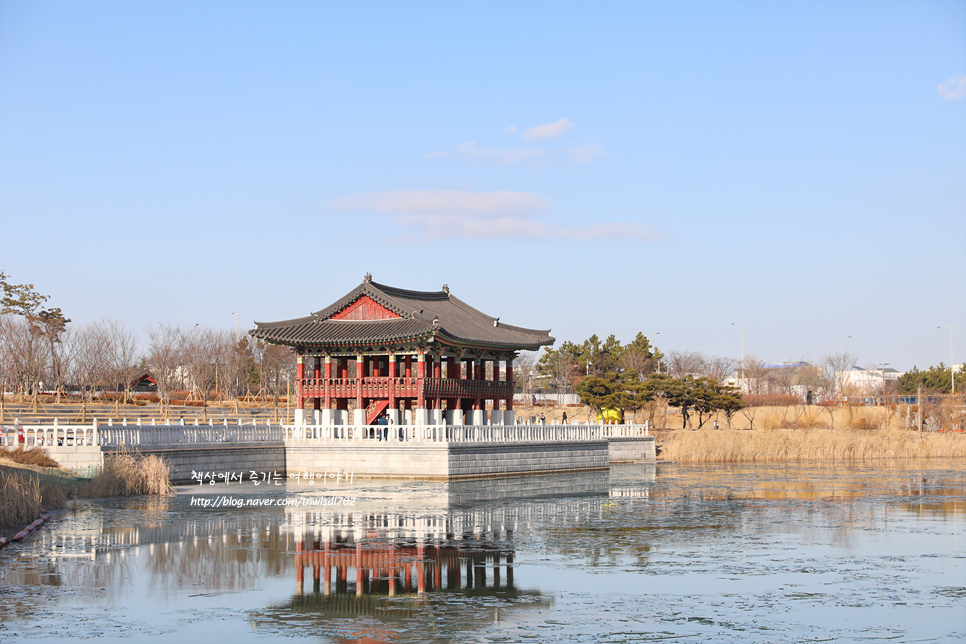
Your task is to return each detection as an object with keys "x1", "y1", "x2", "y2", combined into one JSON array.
[
  {"x1": 0, "y1": 469, "x2": 41, "y2": 527},
  {"x1": 0, "y1": 451, "x2": 171, "y2": 528},
  {"x1": 654, "y1": 427, "x2": 966, "y2": 463},
  {"x1": 0, "y1": 446, "x2": 61, "y2": 468},
  {"x1": 0, "y1": 468, "x2": 71, "y2": 528},
  {"x1": 82, "y1": 453, "x2": 173, "y2": 497}
]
